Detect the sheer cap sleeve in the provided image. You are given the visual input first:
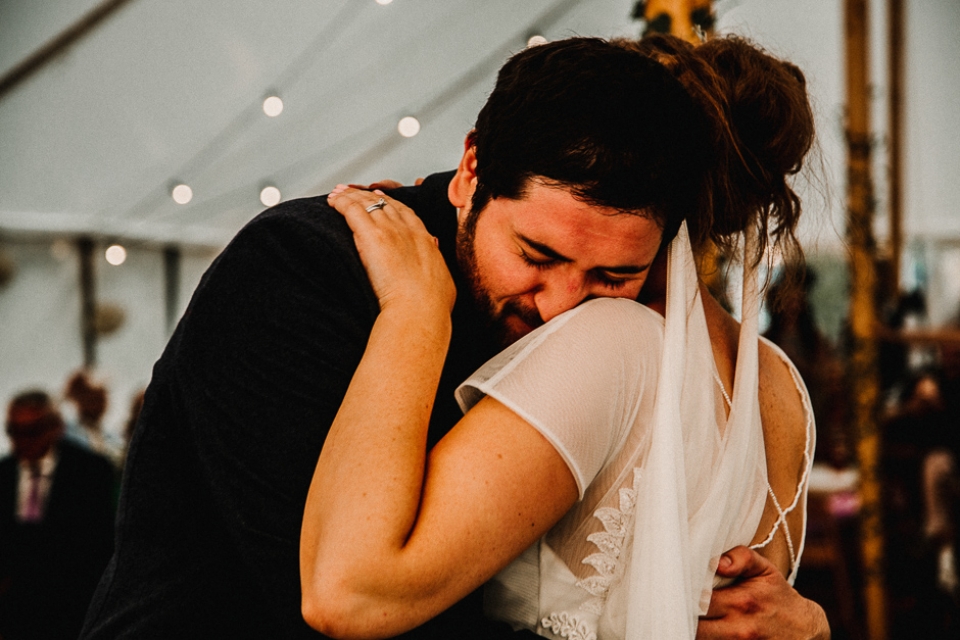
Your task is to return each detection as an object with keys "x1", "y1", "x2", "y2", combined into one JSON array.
[{"x1": 456, "y1": 298, "x2": 664, "y2": 498}]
